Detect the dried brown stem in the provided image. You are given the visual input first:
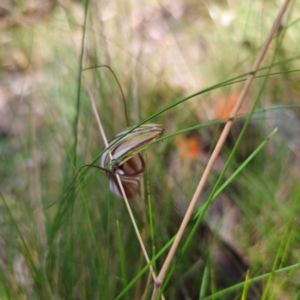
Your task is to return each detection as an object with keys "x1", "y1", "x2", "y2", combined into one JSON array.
[
  {"x1": 86, "y1": 85, "x2": 165, "y2": 300},
  {"x1": 151, "y1": 0, "x2": 291, "y2": 299}
]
